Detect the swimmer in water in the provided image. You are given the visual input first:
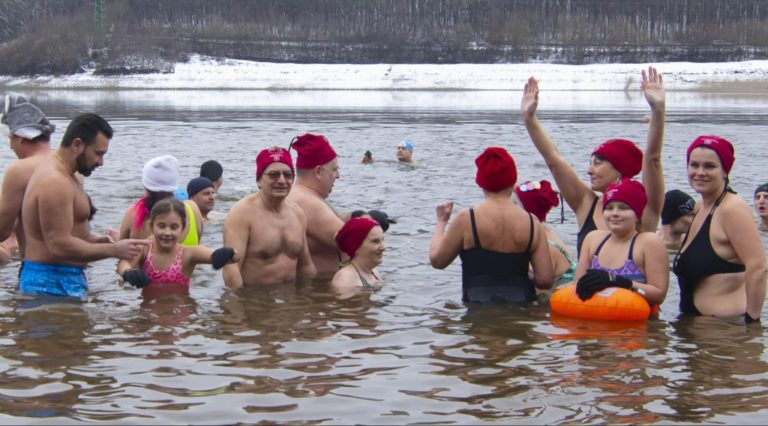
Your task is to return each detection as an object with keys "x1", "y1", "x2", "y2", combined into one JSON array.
[
  {"x1": 331, "y1": 217, "x2": 385, "y2": 299},
  {"x1": 658, "y1": 189, "x2": 696, "y2": 250}
]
